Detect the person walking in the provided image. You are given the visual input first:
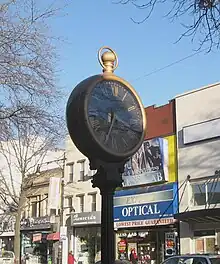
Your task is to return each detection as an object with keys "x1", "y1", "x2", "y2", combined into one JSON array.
[
  {"x1": 68, "y1": 251, "x2": 76, "y2": 264},
  {"x1": 130, "y1": 249, "x2": 138, "y2": 264}
]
